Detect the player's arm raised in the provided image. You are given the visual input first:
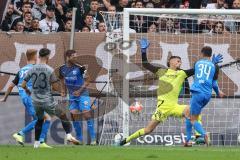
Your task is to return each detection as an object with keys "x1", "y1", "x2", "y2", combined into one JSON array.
[
  {"x1": 0, "y1": 72, "x2": 19, "y2": 102},
  {"x1": 140, "y1": 38, "x2": 166, "y2": 73},
  {"x1": 212, "y1": 54, "x2": 225, "y2": 97},
  {"x1": 213, "y1": 65, "x2": 225, "y2": 98}
]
